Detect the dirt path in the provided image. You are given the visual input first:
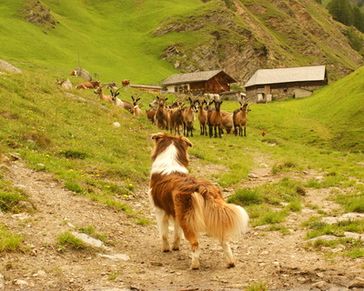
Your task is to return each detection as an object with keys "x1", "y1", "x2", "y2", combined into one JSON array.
[{"x1": 1, "y1": 159, "x2": 363, "y2": 290}]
